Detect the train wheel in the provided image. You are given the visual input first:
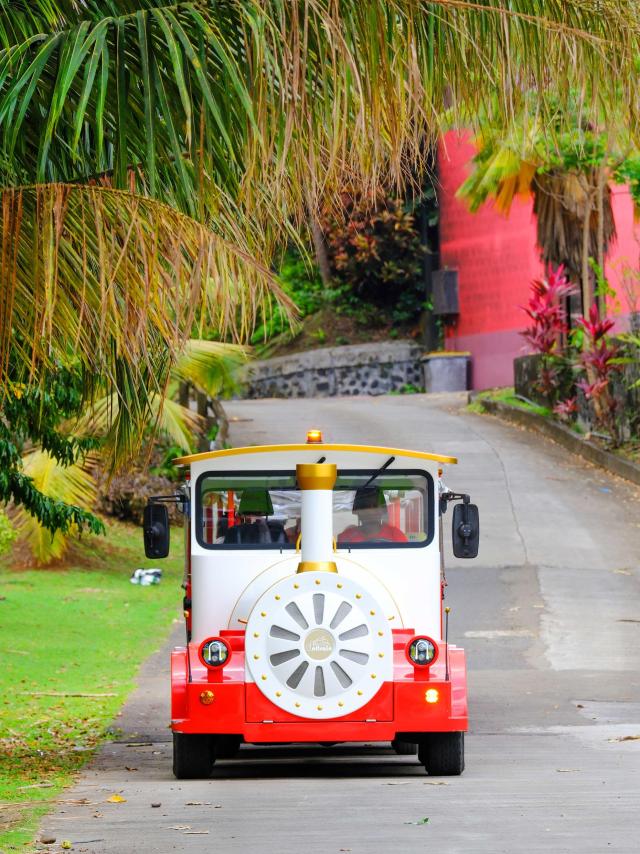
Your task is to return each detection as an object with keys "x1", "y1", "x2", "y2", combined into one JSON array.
[
  {"x1": 391, "y1": 739, "x2": 418, "y2": 755},
  {"x1": 173, "y1": 733, "x2": 215, "y2": 779},
  {"x1": 418, "y1": 732, "x2": 464, "y2": 776},
  {"x1": 216, "y1": 735, "x2": 242, "y2": 759}
]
